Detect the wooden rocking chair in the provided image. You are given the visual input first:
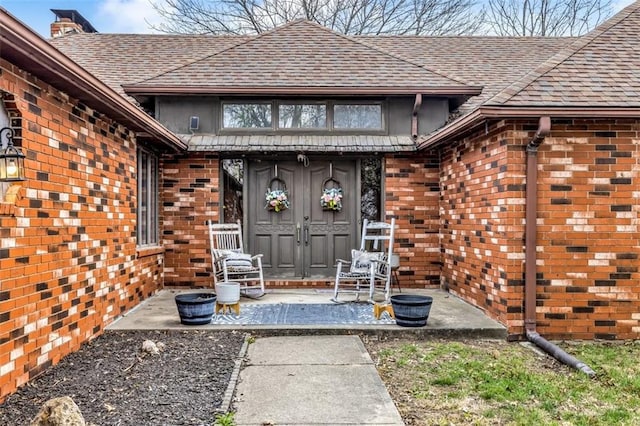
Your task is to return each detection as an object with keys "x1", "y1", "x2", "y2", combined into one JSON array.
[
  {"x1": 207, "y1": 220, "x2": 265, "y2": 296},
  {"x1": 332, "y1": 218, "x2": 396, "y2": 303}
]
